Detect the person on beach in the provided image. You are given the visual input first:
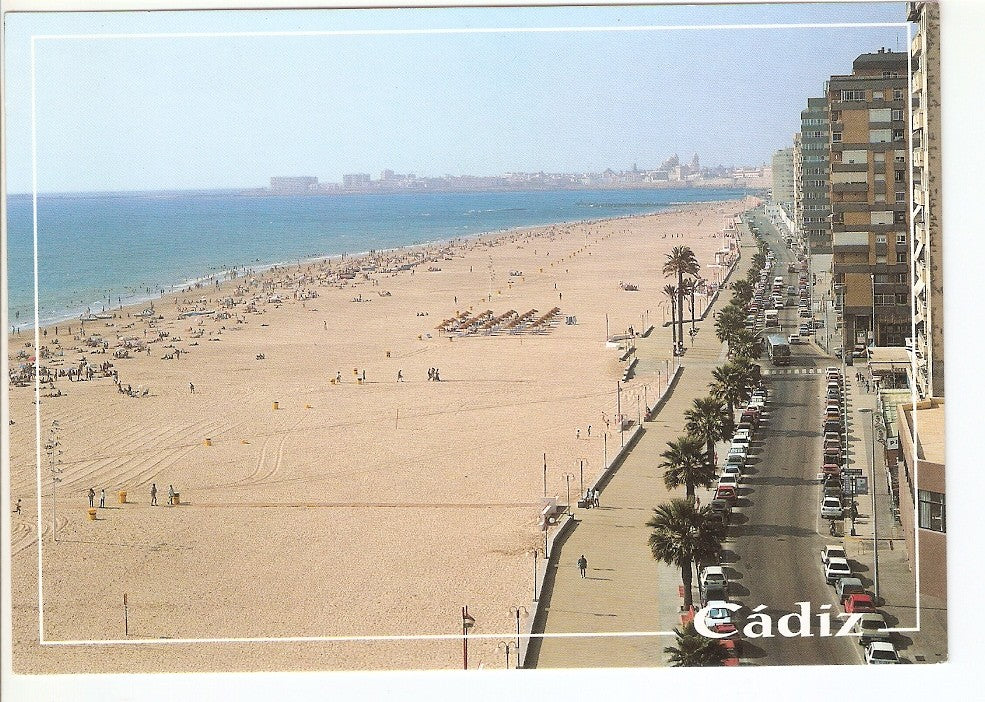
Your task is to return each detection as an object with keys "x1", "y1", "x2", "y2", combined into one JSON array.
[
  {"x1": 578, "y1": 555, "x2": 588, "y2": 578},
  {"x1": 151, "y1": 483, "x2": 158, "y2": 506},
  {"x1": 168, "y1": 485, "x2": 175, "y2": 506},
  {"x1": 189, "y1": 382, "x2": 195, "y2": 394},
  {"x1": 99, "y1": 489, "x2": 106, "y2": 509},
  {"x1": 88, "y1": 487, "x2": 95, "y2": 508},
  {"x1": 434, "y1": 368, "x2": 441, "y2": 382},
  {"x1": 593, "y1": 489, "x2": 600, "y2": 508},
  {"x1": 587, "y1": 425, "x2": 592, "y2": 437},
  {"x1": 576, "y1": 429, "x2": 580, "y2": 440},
  {"x1": 397, "y1": 370, "x2": 403, "y2": 382},
  {"x1": 13, "y1": 499, "x2": 22, "y2": 514},
  {"x1": 336, "y1": 371, "x2": 342, "y2": 383}
]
